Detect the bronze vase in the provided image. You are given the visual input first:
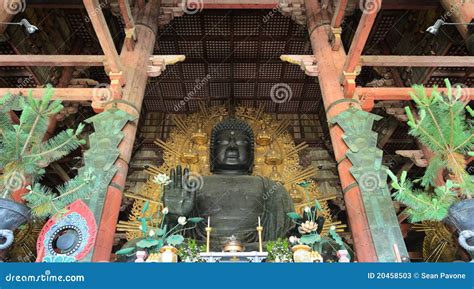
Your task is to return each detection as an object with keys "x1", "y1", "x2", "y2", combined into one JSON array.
[
  {"x1": 445, "y1": 199, "x2": 474, "y2": 254},
  {"x1": 0, "y1": 198, "x2": 31, "y2": 250}
]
